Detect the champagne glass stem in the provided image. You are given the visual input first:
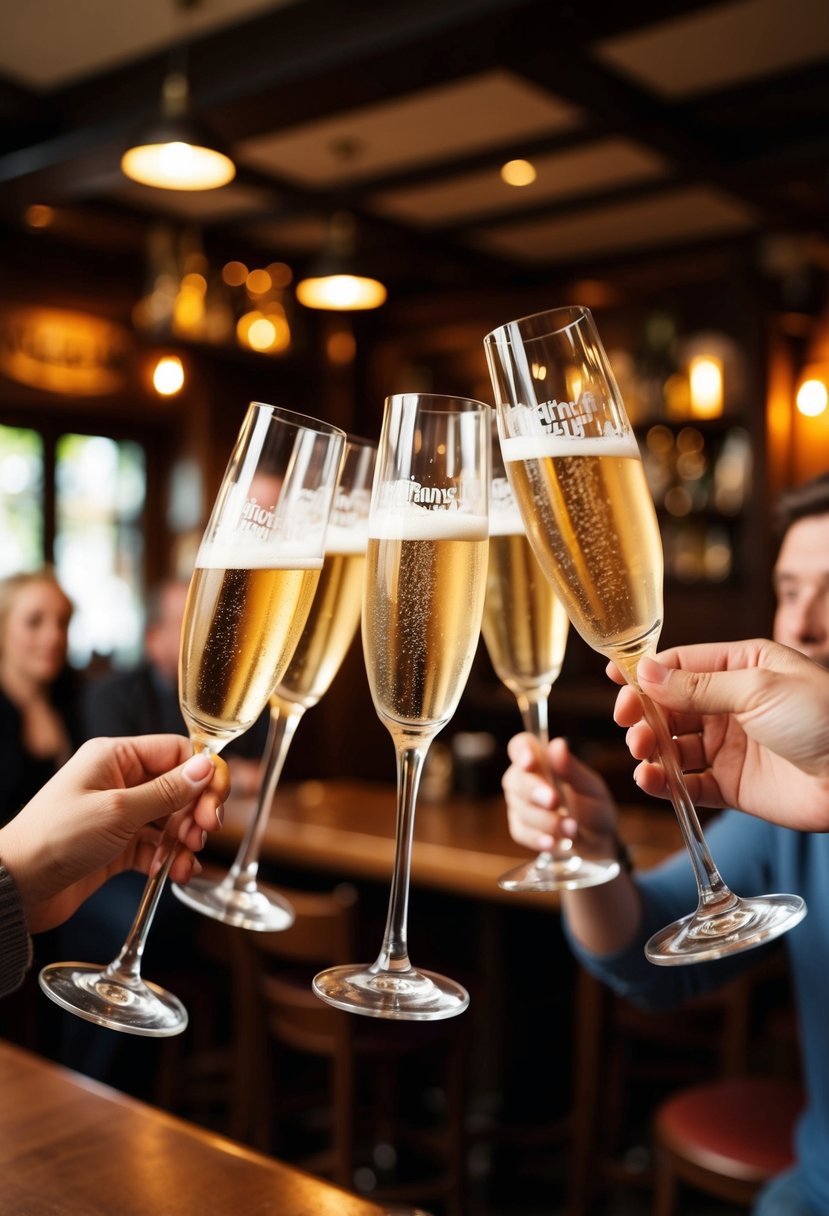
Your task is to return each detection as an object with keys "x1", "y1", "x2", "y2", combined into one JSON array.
[
  {"x1": 226, "y1": 704, "x2": 303, "y2": 893},
  {"x1": 373, "y1": 741, "x2": 429, "y2": 974},
  {"x1": 515, "y1": 688, "x2": 574, "y2": 864},
  {"x1": 105, "y1": 847, "x2": 178, "y2": 985},
  {"x1": 639, "y1": 691, "x2": 737, "y2": 916}
]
